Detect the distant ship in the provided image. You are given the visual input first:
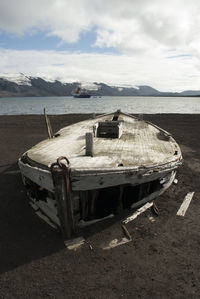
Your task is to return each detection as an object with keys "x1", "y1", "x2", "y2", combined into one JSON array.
[{"x1": 72, "y1": 87, "x2": 91, "y2": 98}]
